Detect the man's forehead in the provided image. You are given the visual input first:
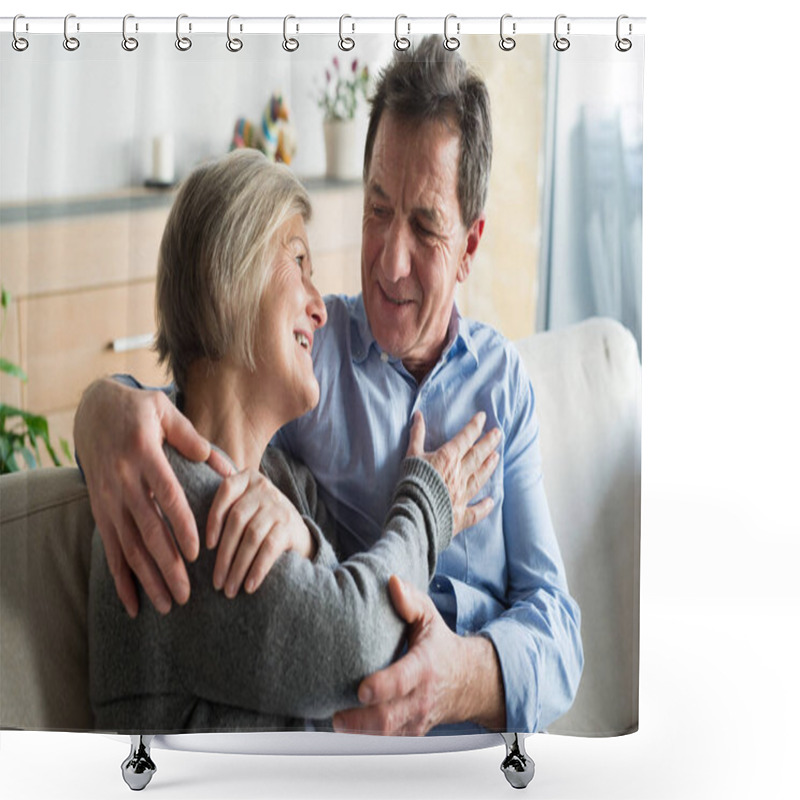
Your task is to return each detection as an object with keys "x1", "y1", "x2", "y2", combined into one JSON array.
[{"x1": 367, "y1": 118, "x2": 460, "y2": 219}]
